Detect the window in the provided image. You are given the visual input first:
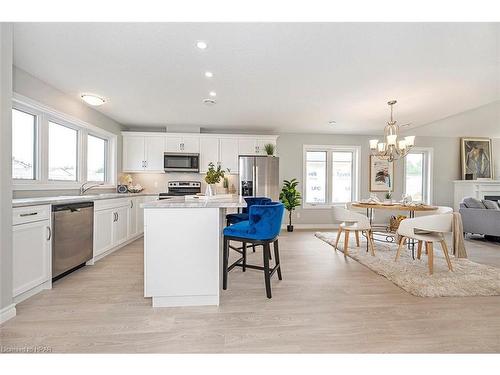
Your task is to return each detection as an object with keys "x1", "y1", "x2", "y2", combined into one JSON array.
[
  {"x1": 305, "y1": 151, "x2": 327, "y2": 204},
  {"x1": 48, "y1": 121, "x2": 78, "y2": 181},
  {"x1": 331, "y1": 152, "x2": 353, "y2": 203},
  {"x1": 12, "y1": 109, "x2": 36, "y2": 180},
  {"x1": 404, "y1": 148, "x2": 432, "y2": 204},
  {"x1": 304, "y1": 145, "x2": 360, "y2": 207},
  {"x1": 87, "y1": 134, "x2": 107, "y2": 182}
]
